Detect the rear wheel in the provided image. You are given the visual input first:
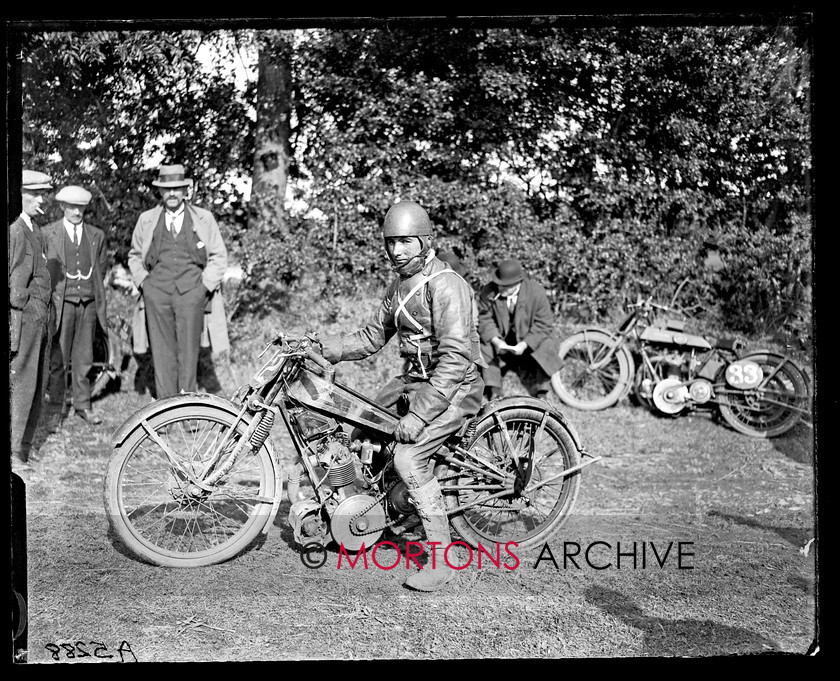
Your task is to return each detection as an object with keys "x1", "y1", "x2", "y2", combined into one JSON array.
[
  {"x1": 717, "y1": 353, "x2": 809, "y2": 438},
  {"x1": 442, "y1": 406, "x2": 582, "y2": 552},
  {"x1": 104, "y1": 401, "x2": 277, "y2": 567},
  {"x1": 551, "y1": 330, "x2": 633, "y2": 410}
]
